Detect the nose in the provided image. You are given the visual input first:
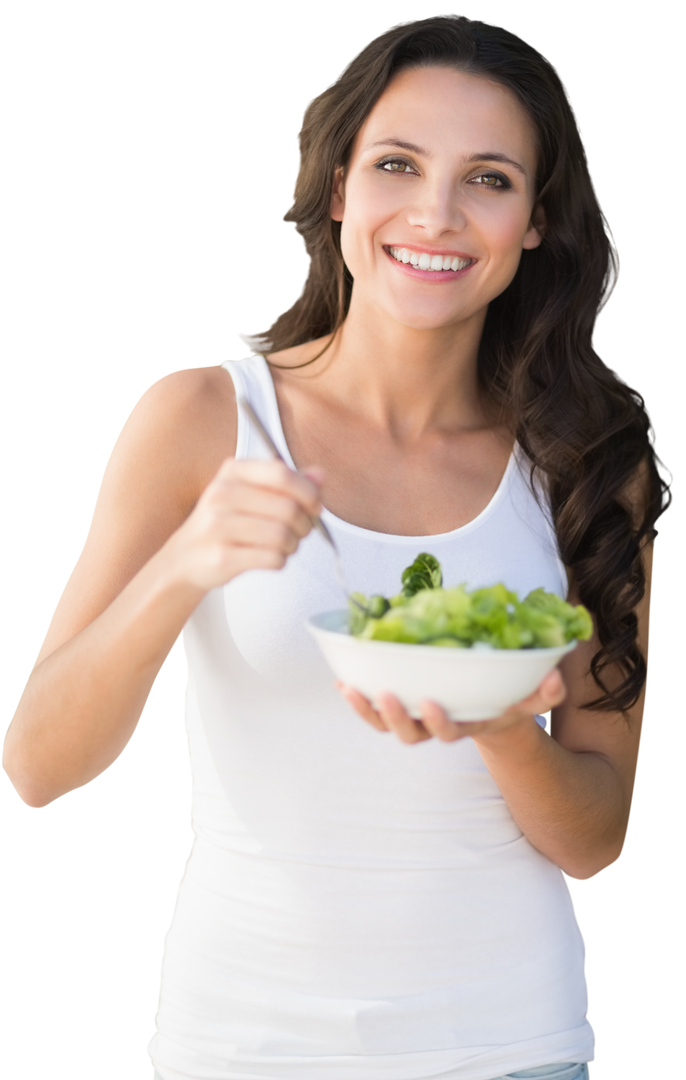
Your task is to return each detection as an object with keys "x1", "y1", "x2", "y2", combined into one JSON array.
[{"x1": 405, "y1": 177, "x2": 467, "y2": 239}]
